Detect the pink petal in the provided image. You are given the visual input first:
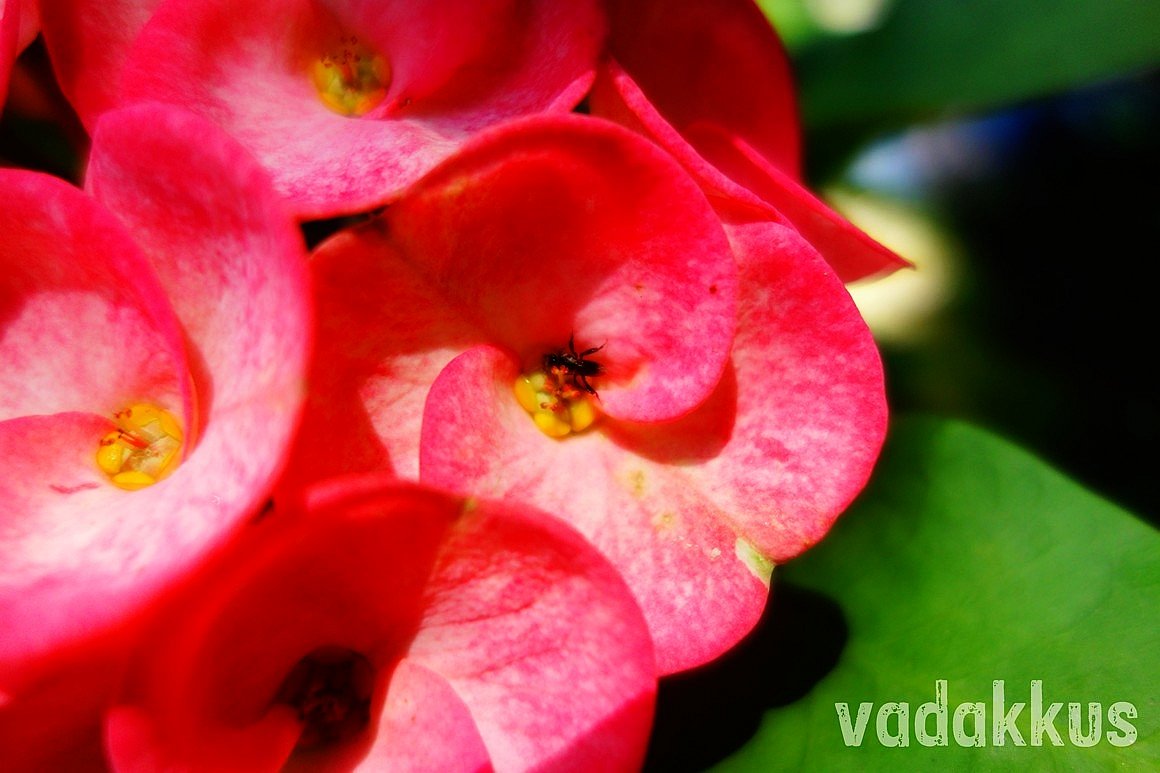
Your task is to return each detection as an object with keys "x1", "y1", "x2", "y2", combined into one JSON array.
[
  {"x1": 365, "y1": 659, "x2": 491, "y2": 773},
  {"x1": 598, "y1": 0, "x2": 800, "y2": 177},
  {"x1": 85, "y1": 103, "x2": 311, "y2": 532},
  {"x1": 0, "y1": 632, "x2": 120, "y2": 772},
  {"x1": 0, "y1": 413, "x2": 128, "y2": 662},
  {"x1": 589, "y1": 62, "x2": 782, "y2": 224},
  {"x1": 116, "y1": 0, "x2": 604, "y2": 217},
  {"x1": 686, "y1": 124, "x2": 911, "y2": 283},
  {"x1": 419, "y1": 345, "x2": 769, "y2": 674},
  {"x1": 0, "y1": 167, "x2": 192, "y2": 669},
  {"x1": 0, "y1": 169, "x2": 190, "y2": 423},
  {"x1": 610, "y1": 222, "x2": 888, "y2": 561},
  {"x1": 285, "y1": 115, "x2": 738, "y2": 490},
  {"x1": 284, "y1": 224, "x2": 479, "y2": 488},
  {"x1": 588, "y1": 0, "x2": 909, "y2": 283},
  {"x1": 404, "y1": 488, "x2": 655, "y2": 771},
  {"x1": 382, "y1": 114, "x2": 738, "y2": 423},
  {"x1": 338, "y1": 0, "x2": 598, "y2": 119},
  {"x1": 419, "y1": 226, "x2": 887, "y2": 670},
  {"x1": 103, "y1": 487, "x2": 446, "y2": 770},
  {"x1": 105, "y1": 704, "x2": 301, "y2": 773},
  {"x1": 0, "y1": 106, "x2": 308, "y2": 671},
  {"x1": 0, "y1": 0, "x2": 17, "y2": 109},
  {"x1": 38, "y1": 0, "x2": 161, "y2": 127},
  {"x1": 109, "y1": 479, "x2": 654, "y2": 771},
  {"x1": 13, "y1": 0, "x2": 34, "y2": 51}
]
